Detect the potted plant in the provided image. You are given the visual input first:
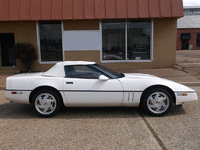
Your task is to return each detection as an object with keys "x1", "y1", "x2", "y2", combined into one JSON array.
[{"x1": 13, "y1": 43, "x2": 37, "y2": 72}]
